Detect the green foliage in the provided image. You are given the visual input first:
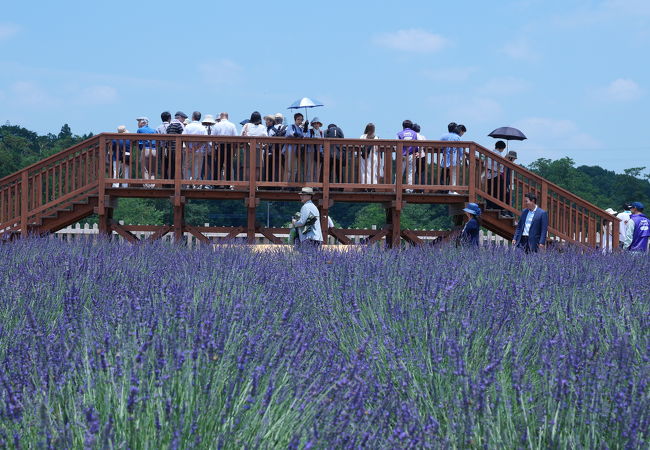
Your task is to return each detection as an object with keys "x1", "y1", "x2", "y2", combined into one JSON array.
[
  {"x1": 526, "y1": 157, "x2": 650, "y2": 210},
  {"x1": 113, "y1": 198, "x2": 165, "y2": 225},
  {"x1": 352, "y1": 203, "x2": 452, "y2": 230}
]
